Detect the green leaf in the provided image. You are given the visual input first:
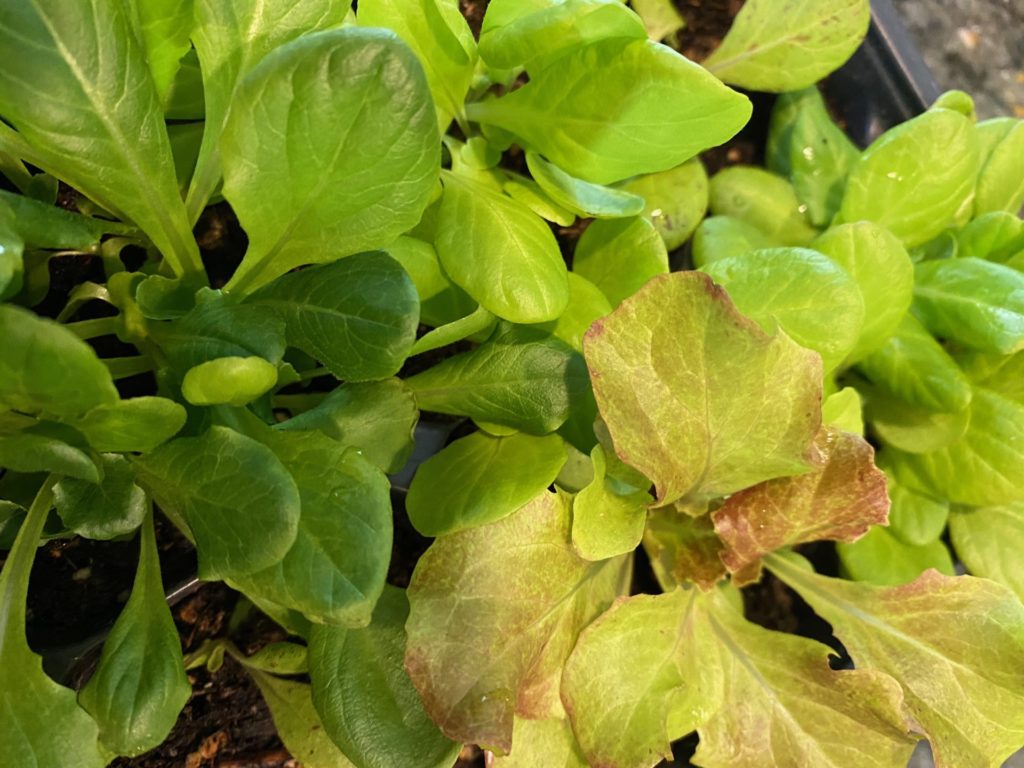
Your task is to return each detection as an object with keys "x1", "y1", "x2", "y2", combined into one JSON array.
[
  {"x1": 956, "y1": 348, "x2": 1024, "y2": 405},
  {"x1": 864, "y1": 388, "x2": 970, "y2": 454},
  {"x1": 384, "y1": 236, "x2": 476, "y2": 329},
  {"x1": 182, "y1": 356, "x2": 279, "y2": 407},
  {"x1": 539, "y1": 272, "x2": 612, "y2": 352},
  {"x1": 0, "y1": 0, "x2": 200, "y2": 276},
  {"x1": 955, "y1": 211, "x2": 1024, "y2": 262},
  {"x1": 357, "y1": 0, "x2": 477, "y2": 131},
  {"x1": 571, "y1": 445, "x2": 650, "y2": 560},
  {"x1": 405, "y1": 491, "x2": 631, "y2": 752},
  {"x1": 702, "y1": 247, "x2": 865, "y2": 372},
  {"x1": 838, "y1": 108, "x2": 978, "y2": 248},
  {"x1": 526, "y1": 151, "x2": 644, "y2": 219},
  {"x1": 222, "y1": 28, "x2": 440, "y2": 295},
  {"x1": 188, "y1": 0, "x2": 350, "y2": 218},
  {"x1": 585, "y1": 271, "x2": 823, "y2": 505},
  {"x1": 54, "y1": 455, "x2": 147, "y2": 540},
  {"x1": 562, "y1": 588, "x2": 913, "y2": 768},
  {"x1": 887, "y1": 388, "x2": 1024, "y2": 507},
  {"x1": 467, "y1": 38, "x2": 751, "y2": 185},
  {"x1": 768, "y1": 88, "x2": 860, "y2": 226},
  {"x1": 406, "y1": 325, "x2": 589, "y2": 434},
  {"x1": 0, "y1": 203, "x2": 23, "y2": 301},
  {"x1": 229, "y1": 427, "x2": 391, "y2": 626},
  {"x1": 0, "y1": 432, "x2": 99, "y2": 483},
  {"x1": 708, "y1": 166, "x2": 817, "y2": 245},
  {"x1": 0, "y1": 305, "x2": 118, "y2": 418},
  {"x1": 770, "y1": 551, "x2": 1024, "y2": 768},
  {"x1": 617, "y1": 158, "x2": 709, "y2": 250},
  {"x1": 572, "y1": 216, "x2": 668, "y2": 307},
  {"x1": 974, "y1": 117, "x2": 1024, "y2": 215},
  {"x1": 713, "y1": 429, "x2": 889, "y2": 575},
  {"x1": 949, "y1": 503, "x2": 1024, "y2": 601},
  {"x1": 309, "y1": 586, "x2": 461, "y2": 768},
  {"x1": 913, "y1": 257, "x2": 1024, "y2": 354},
  {"x1": 0, "y1": 188, "x2": 122, "y2": 249},
  {"x1": 248, "y1": 673, "x2": 357, "y2": 768},
  {"x1": 478, "y1": 0, "x2": 646, "y2": 71},
  {"x1": 0, "y1": 479, "x2": 107, "y2": 768},
  {"x1": 134, "y1": 426, "x2": 301, "y2": 580},
  {"x1": 629, "y1": 0, "x2": 685, "y2": 42},
  {"x1": 277, "y1": 379, "x2": 417, "y2": 473},
  {"x1": 493, "y1": 718, "x2": 587, "y2": 767},
  {"x1": 855, "y1": 314, "x2": 973, "y2": 413},
  {"x1": 79, "y1": 514, "x2": 191, "y2": 756},
  {"x1": 883, "y1": 464, "x2": 949, "y2": 546},
  {"x1": 68, "y1": 397, "x2": 187, "y2": 453},
  {"x1": 240, "y1": 642, "x2": 309, "y2": 675},
  {"x1": 124, "y1": 0, "x2": 195, "y2": 102},
  {"x1": 811, "y1": 222, "x2": 913, "y2": 362},
  {"x1": 247, "y1": 253, "x2": 419, "y2": 380},
  {"x1": 822, "y1": 387, "x2": 863, "y2": 434},
  {"x1": 407, "y1": 431, "x2": 567, "y2": 537},
  {"x1": 691, "y1": 215, "x2": 779, "y2": 267},
  {"x1": 150, "y1": 290, "x2": 287, "y2": 372},
  {"x1": 434, "y1": 172, "x2": 568, "y2": 324},
  {"x1": 704, "y1": 0, "x2": 870, "y2": 91},
  {"x1": 503, "y1": 176, "x2": 577, "y2": 227}
]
